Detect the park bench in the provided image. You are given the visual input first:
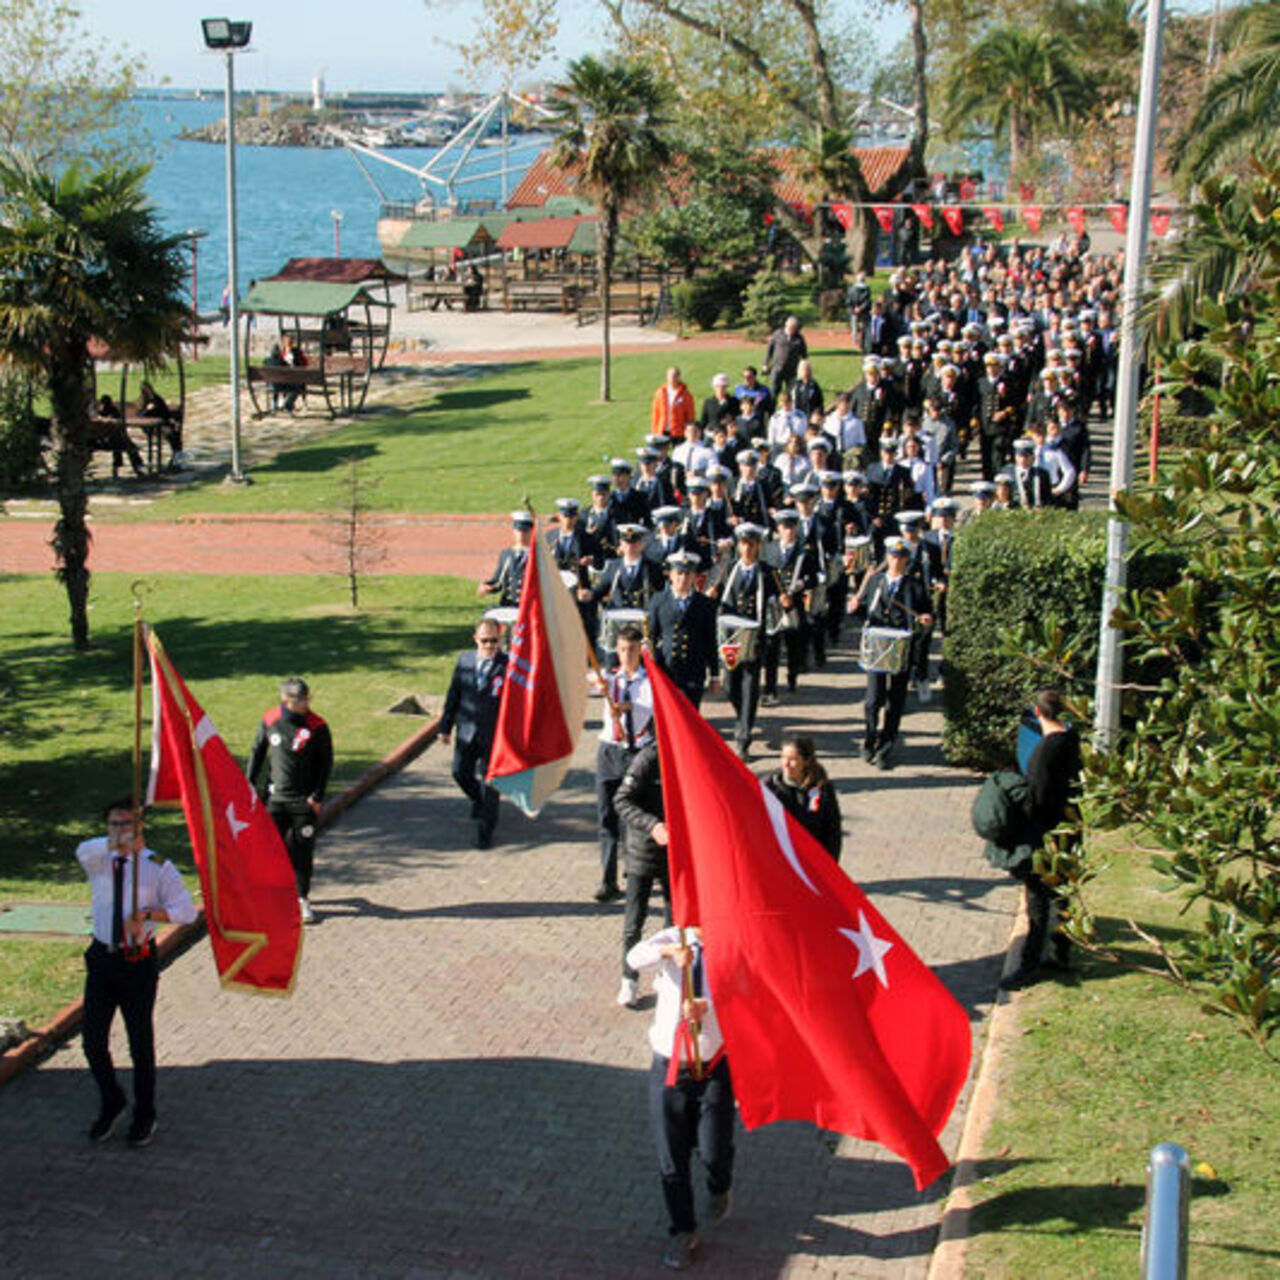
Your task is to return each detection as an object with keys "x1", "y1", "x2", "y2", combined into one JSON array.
[
  {"x1": 575, "y1": 283, "x2": 665, "y2": 326},
  {"x1": 247, "y1": 365, "x2": 328, "y2": 415},
  {"x1": 407, "y1": 280, "x2": 473, "y2": 312},
  {"x1": 504, "y1": 279, "x2": 581, "y2": 313}
]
